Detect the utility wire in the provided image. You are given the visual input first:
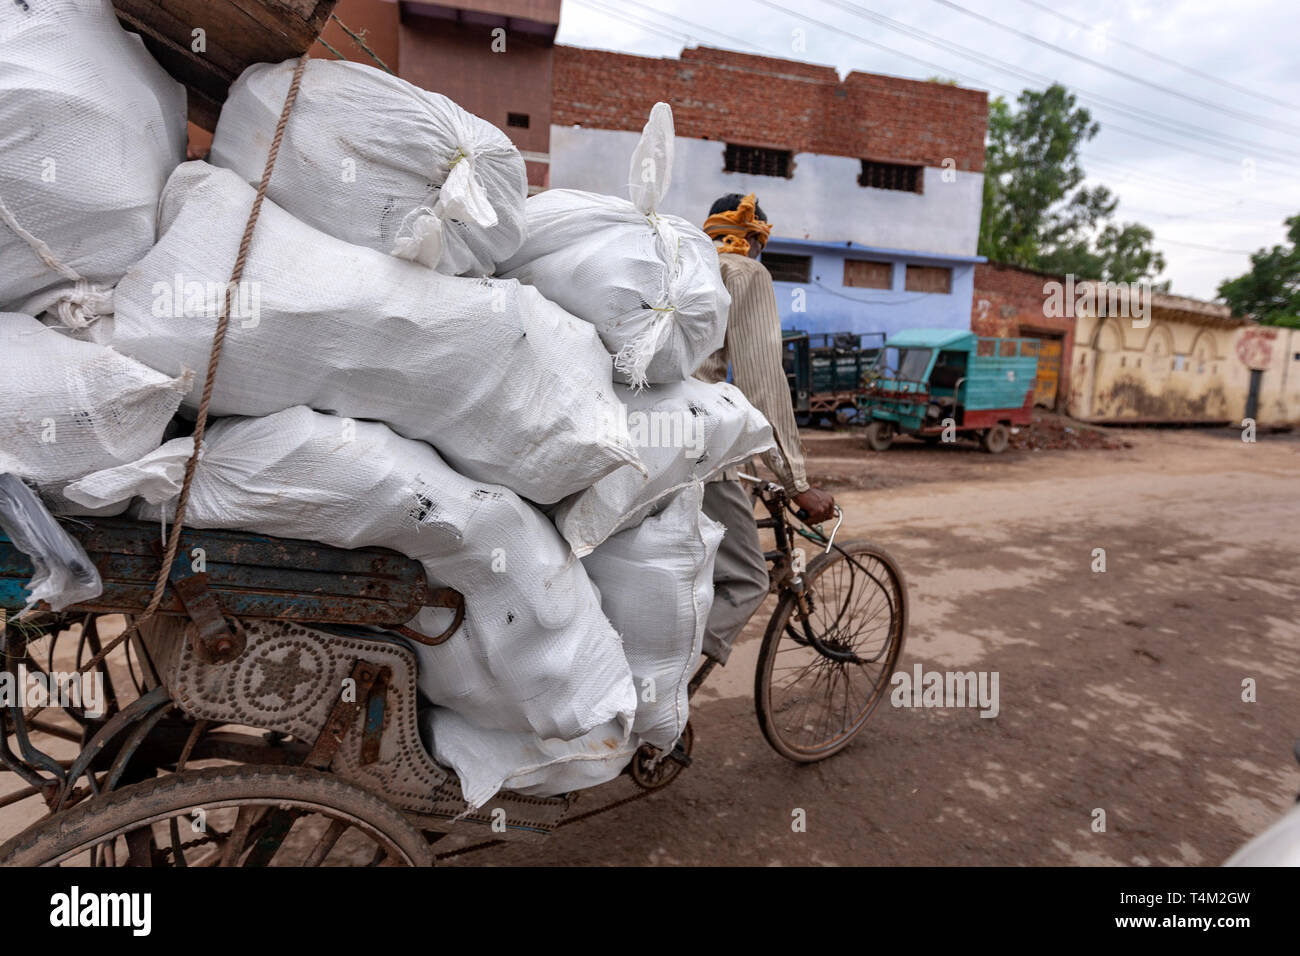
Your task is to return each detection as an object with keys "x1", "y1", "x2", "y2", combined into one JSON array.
[
  {"x1": 1011, "y1": 0, "x2": 1299, "y2": 113},
  {"x1": 1151, "y1": 236, "x2": 1257, "y2": 255},
  {"x1": 815, "y1": 0, "x2": 1300, "y2": 168},
  {"x1": 570, "y1": 0, "x2": 1295, "y2": 252},
  {"x1": 919, "y1": 0, "x2": 1300, "y2": 137}
]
